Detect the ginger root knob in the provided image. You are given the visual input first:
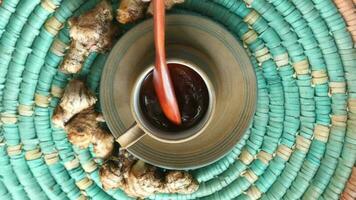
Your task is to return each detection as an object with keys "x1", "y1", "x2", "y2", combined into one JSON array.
[
  {"x1": 100, "y1": 150, "x2": 199, "y2": 198},
  {"x1": 116, "y1": 0, "x2": 185, "y2": 24},
  {"x1": 52, "y1": 79, "x2": 97, "y2": 128},
  {"x1": 65, "y1": 107, "x2": 114, "y2": 159},
  {"x1": 116, "y1": 0, "x2": 148, "y2": 24},
  {"x1": 52, "y1": 79, "x2": 114, "y2": 159},
  {"x1": 60, "y1": 0, "x2": 117, "y2": 73}
]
